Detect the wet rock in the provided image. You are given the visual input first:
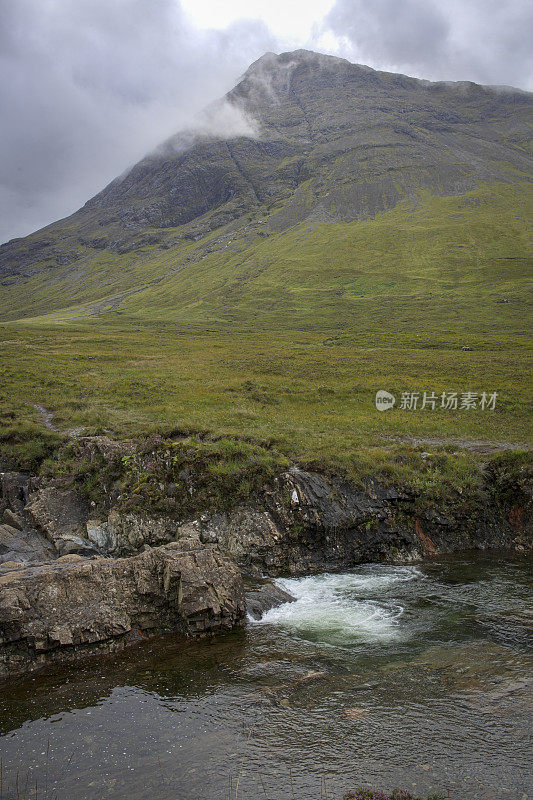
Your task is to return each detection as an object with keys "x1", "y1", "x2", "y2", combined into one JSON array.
[
  {"x1": 255, "y1": 468, "x2": 421, "y2": 573},
  {"x1": 423, "y1": 509, "x2": 454, "y2": 527},
  {"x1": 0, "y1": 523, "x2": 55, "y2": 565},
  {"x1": 0, "y1": 541, "x2": 245, "y2": 676},
  {"x1": 246, "y1": 580, "x2": 295, "y2": 620}
]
